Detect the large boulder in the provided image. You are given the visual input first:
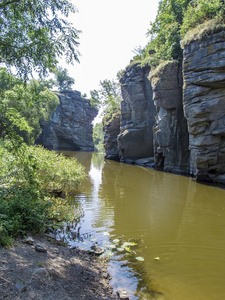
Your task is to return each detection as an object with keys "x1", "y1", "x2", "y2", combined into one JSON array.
[
  {"x1": 183, "y1": 29, "x2": 225, "y2": 183},
  {"x1": 151, "y1": 61, "x2": 190, "y2": 174},
  {"x1": 103, "y1": 113, "x2": 120, "y2": 161},
  {"x1": 36, "y1": 90, "x2": 98, "y2": 151},
  {"x1": 118, "y1": 64, "x2": 156, "y2": 162}
]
